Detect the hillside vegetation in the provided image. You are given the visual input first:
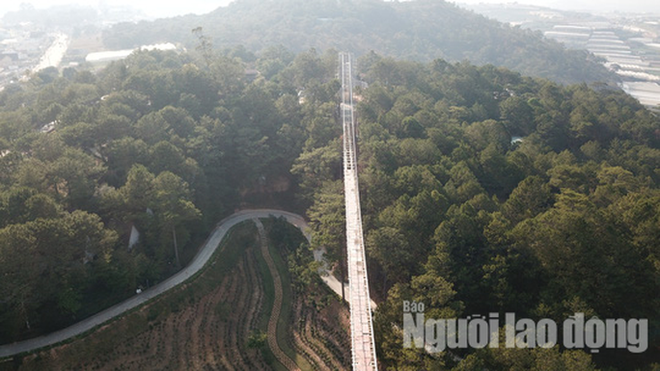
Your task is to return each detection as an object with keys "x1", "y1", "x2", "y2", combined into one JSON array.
[
  {"x1": 2, "y1": 219, "x2": 350, "y2": 370},
  {"x1": 0, "y1": 48, "x2": 335, "y2": 344},
  {"x1": 0, "y1": 43, "x2": 657, "y2": 369},
  {"x1": 299, "y1": 55, "x2": 659, "y2": 369},
  {"x1": 102, "y1": 0, "x2": 615, "y2": 84}
]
